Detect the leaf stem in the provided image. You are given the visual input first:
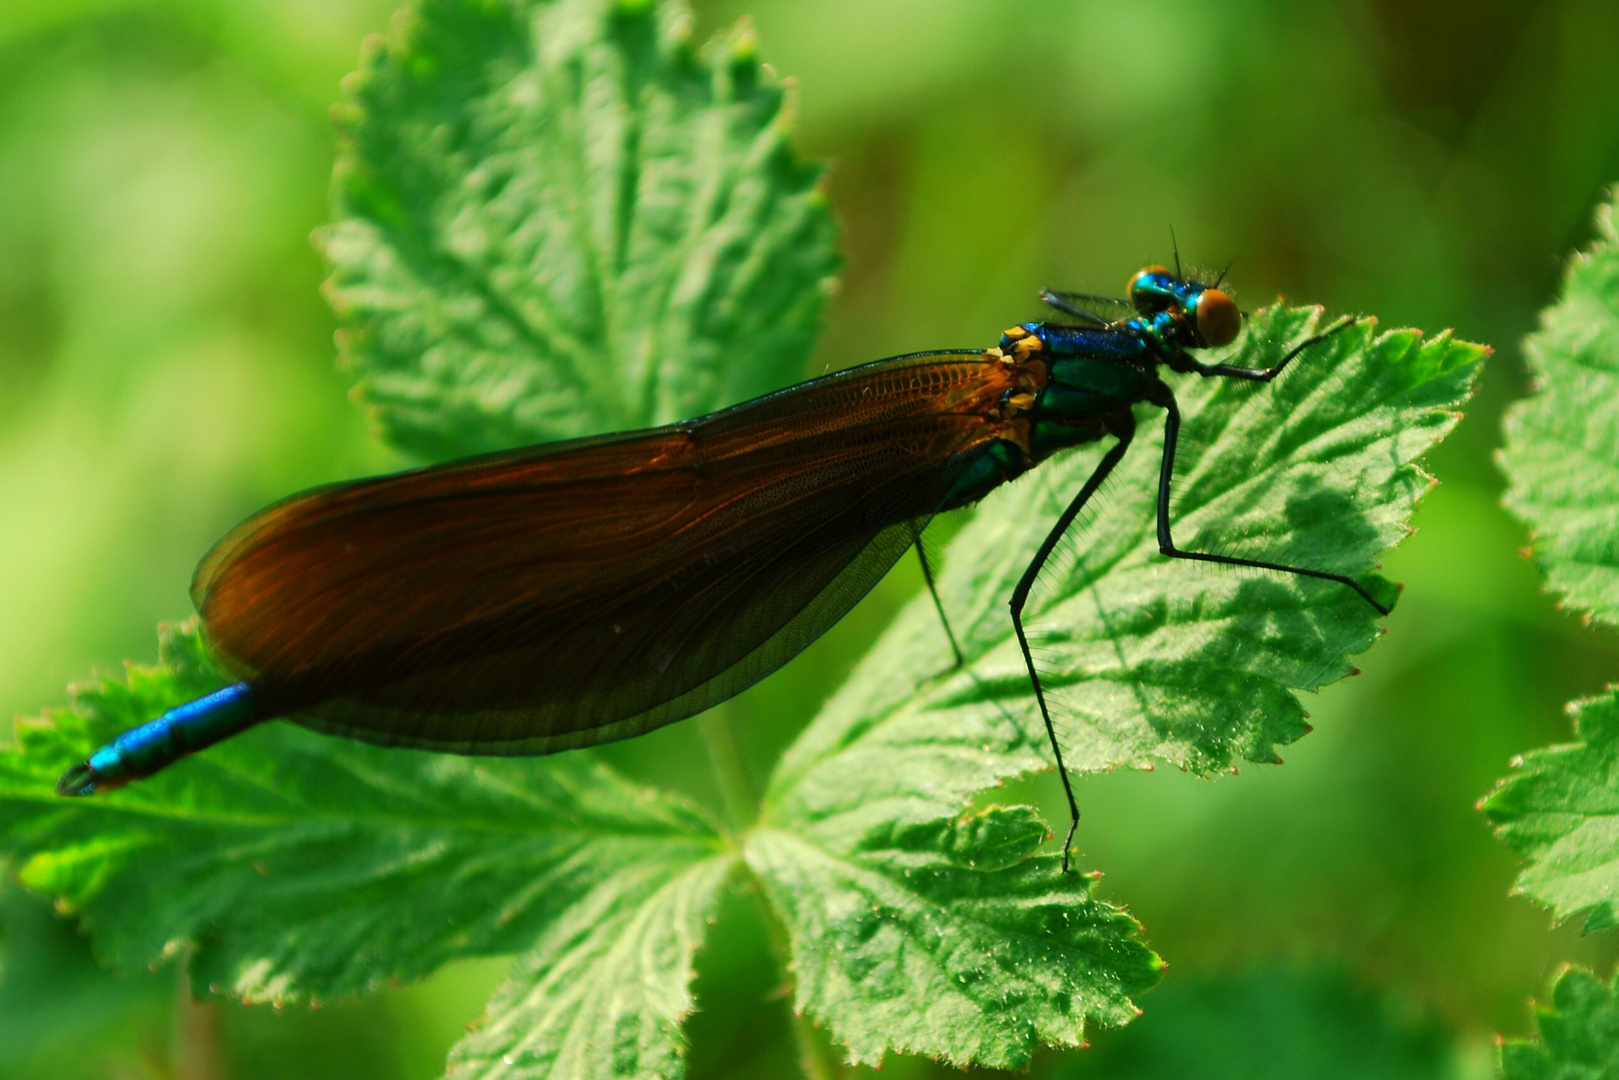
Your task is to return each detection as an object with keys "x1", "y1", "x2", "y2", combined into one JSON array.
[
  {"x1": 698, "y1": 707, "x2": 757, "y2": 832},
  {"x1": 707, "y1": 703, "x2": 841, "y2": 1078},
  {"x1": 174, "y1": 961, "x2": 224, "y2": 1080},
  {"x1": 746, "y1": 872, "x2": 844, "y2": 1080}
]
